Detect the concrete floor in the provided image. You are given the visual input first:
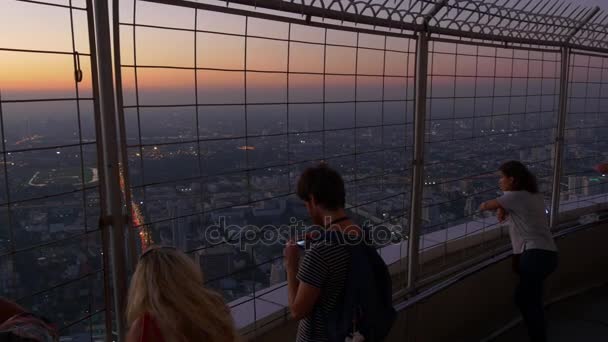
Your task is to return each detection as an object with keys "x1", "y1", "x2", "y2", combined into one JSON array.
[{"x1": 491, "y1": 285, "x2": 608, "y2": 342}]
